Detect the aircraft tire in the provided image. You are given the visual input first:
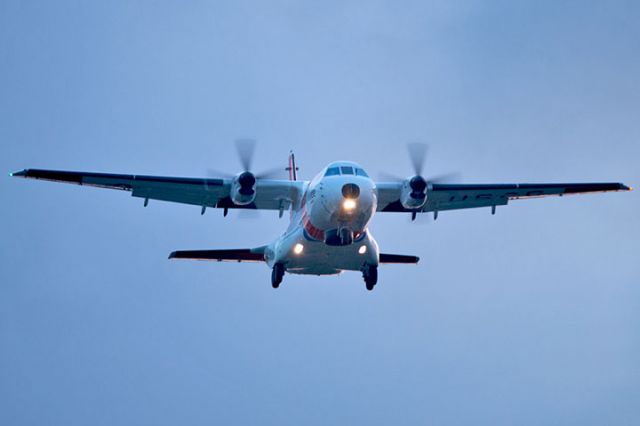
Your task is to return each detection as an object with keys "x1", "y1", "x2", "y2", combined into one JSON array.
[
  {"x1": 271, "y1": 263, "x2": 285, "y2": 289},
  {"x1": 363, "y1": 265, "x2": 378, "y2": 290}
]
